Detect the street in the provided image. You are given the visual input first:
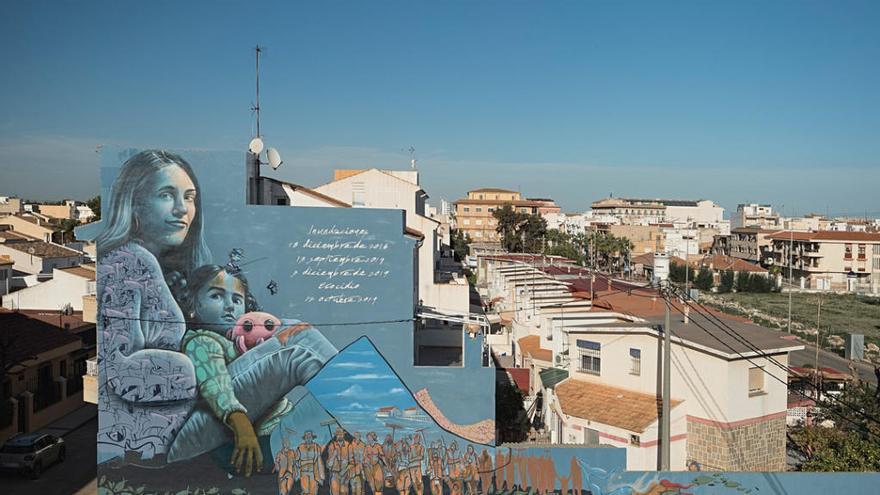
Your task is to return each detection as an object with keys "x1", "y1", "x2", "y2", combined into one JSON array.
[
  {"x1": 0, "y1": 416, "x2": 97, "y2": 495},
  {"x1": 790, "y1": 343, "x2": 877, "y2": 385}
]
